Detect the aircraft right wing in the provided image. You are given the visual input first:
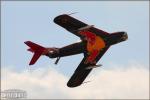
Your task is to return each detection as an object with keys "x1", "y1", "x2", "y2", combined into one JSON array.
[
  {"x1": 54, "y1": 14, "x2": 109, "y2": 40},
  {"x1": 67, "y1": 46, "x2": 110, "y2": 87}
]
